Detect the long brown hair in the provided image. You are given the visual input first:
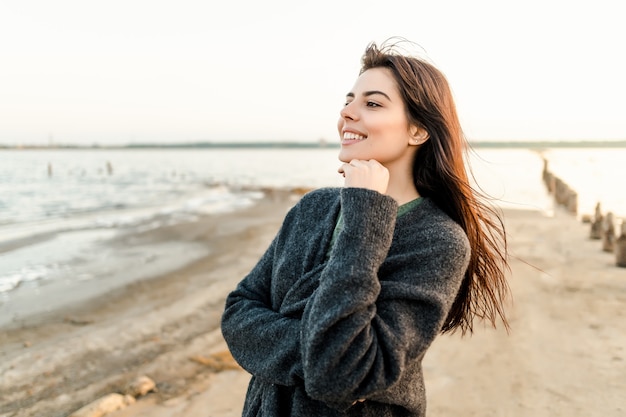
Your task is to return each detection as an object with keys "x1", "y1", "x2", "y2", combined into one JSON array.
[{"x1": 361, "y1": 39, "x2": 510, "y2": 334}]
